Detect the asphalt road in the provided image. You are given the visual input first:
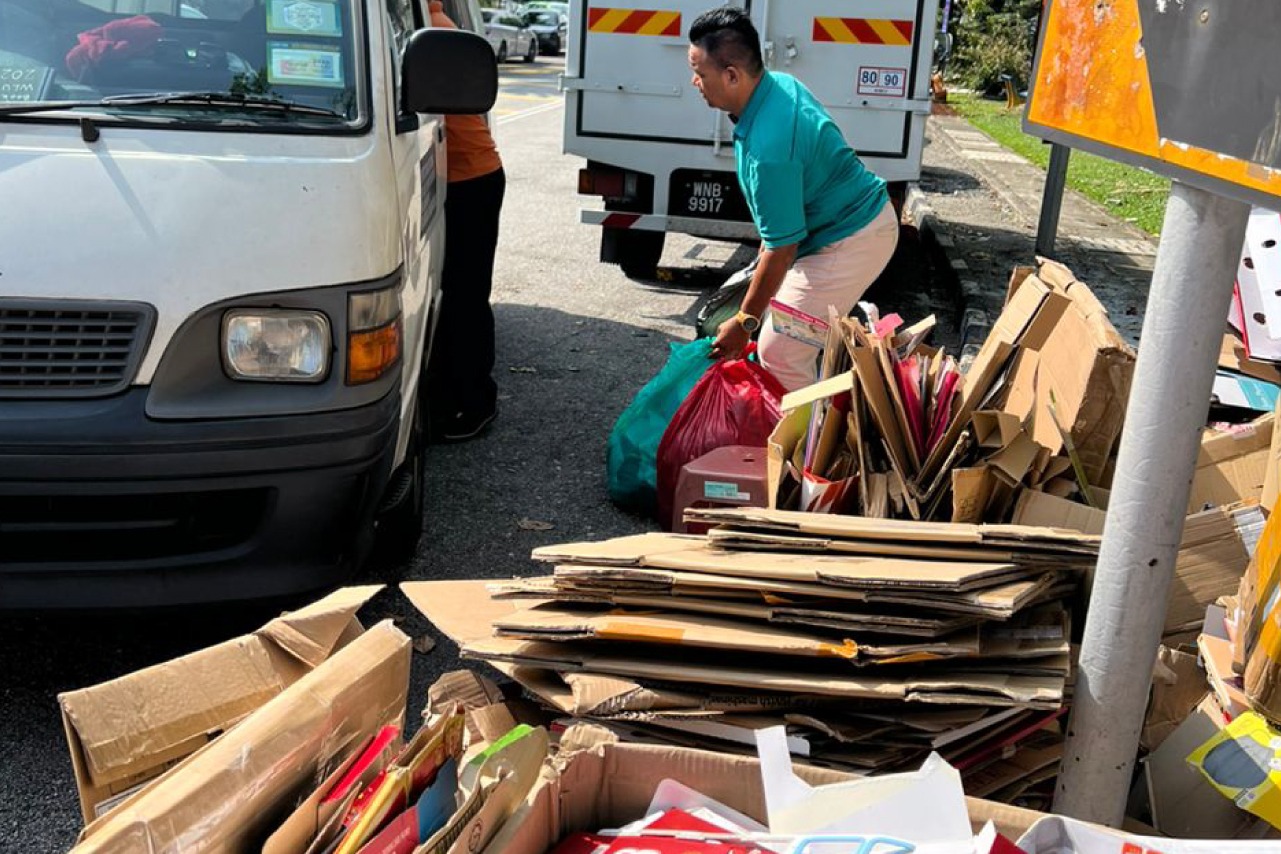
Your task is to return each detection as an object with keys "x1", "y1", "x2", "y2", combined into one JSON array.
[{"x1": 0, "y1": 56, "x2": 957, "y2": 851}]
